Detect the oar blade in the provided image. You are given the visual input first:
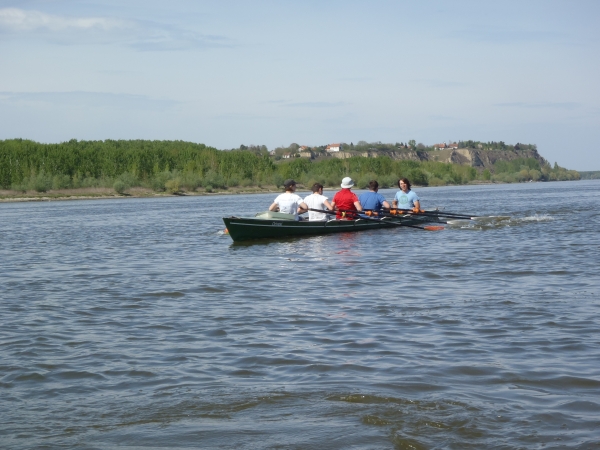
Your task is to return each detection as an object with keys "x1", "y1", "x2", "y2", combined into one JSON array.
[{"x1": 423, "y1": 225, "x2": 445, "y2": 231}]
